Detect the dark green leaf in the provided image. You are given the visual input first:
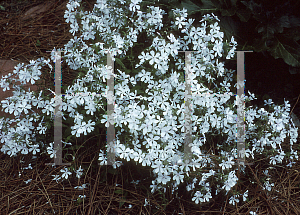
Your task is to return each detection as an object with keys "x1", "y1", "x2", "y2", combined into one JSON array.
[
  {"x1": 198, "y1": 0, "x2": 217, "y2": 10},
  {"x1": 252, "y1": 38, "x2": 267, "y2": 52},
  {"x1": 67, "y1": 144, "x2": 83, "y2": 150},
  {"x1": 181, "y1": 0, "x2": 201, "y2": 14},
  {"x1": 282, "y1": 27, "x2": 300, "y2": 41},
  {"x1": 257, "y1": 24, "x2": 264, "y2": 33},
  {"x1": 241, "y1": 0, "x2": 261, "y2": 14},
  {"x1": 181, "y1": 0, "x2": 217, "y2": 15},
  {"x1": 236, "y1": 9, "x2": 251, "y2": 22},
  {"x1": 230, "y1": 0, "x2": 237, "y2": 5},
  {"x1": 119, "y1": 200, "x2": 125, "y2": 208},
  {"x1": 219, "y1": 0, "x2": 237, "y2": 16},
  {"x1": 269, "y1": 35, "x2": 300, "y2": 67},
  {"x1": 220, "y1": 7, "x2": 236, "y2": 16},
  {"x1": 289, "y1": 65, "x2": 300, "y2": 74},
  {"x1": 279, "y1": 15, "x2": 300, "y2": 29},
  {"x1": 289, "y1": 16, "x2": 300, "y2": 28},
  {"x1": 108, "y1": 168, "x2": 119, "y2": 174},
  {"x1": 115, "y1": 58, "x2": 127, "y2": 70},
  {"x1": 219, "y1": 16, "x2": 238, "y2": 41},
  {"x1": 77, "y1": 198, "x2": 83, "y2": 204},
  {"x1": 210, "y1": 0, "x2": 222, "y2": 9},
  {"x1": 114, "y1": 189, "x2": 123, "y2": 194},
  {"x1": 36, "y1": 40, "x2": 41, "y2": 47}
]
